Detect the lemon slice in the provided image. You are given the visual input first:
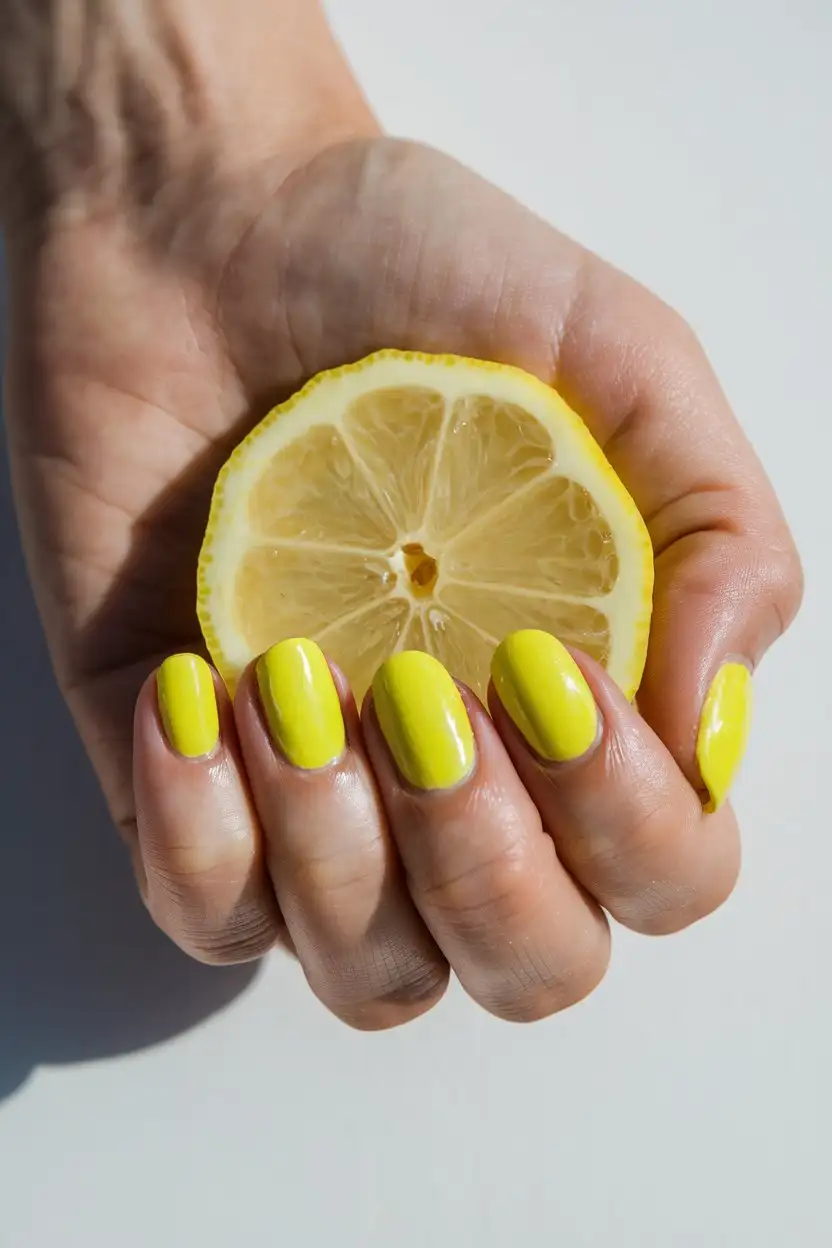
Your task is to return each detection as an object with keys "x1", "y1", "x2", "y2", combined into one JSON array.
[{"x1": 198, "y1": 351, "x2": 654, "y2": 702}]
